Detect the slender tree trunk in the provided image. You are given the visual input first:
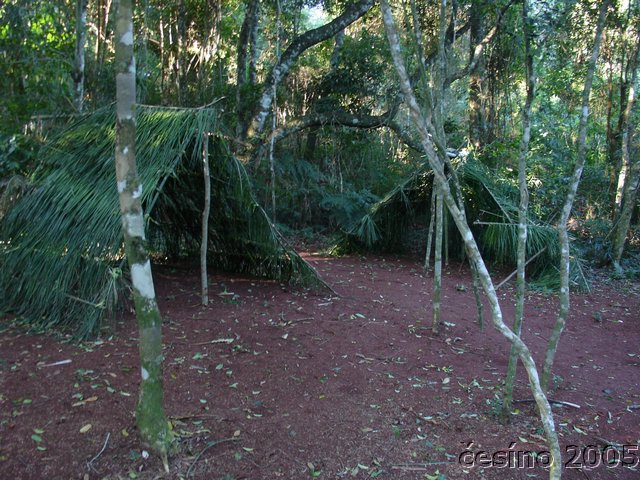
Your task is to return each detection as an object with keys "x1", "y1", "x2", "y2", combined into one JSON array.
[
  {"x1": 469, "y1": 257, "x2": 484, "y2": 330},
  {"x1": 541, "y1": 0, "x2": 610, "y2": 392},
  {"x1": 468, "y1": 0, "x2": 487, "y2": 149},
  {"x1": 424, "y1": 185, "x2": 436, "y2": 271},
  {"x1": 236, "y1": 0, "x2": 260, "y2": 140},
  {"x1": 159, "y1": 14, "x2": 165, "y2": 96},
  {"x1": 201, "y1": 133, "x2": 210, "y2": 306},
  {"x1": 612, "y1": 150, "x2": 640, "y2": 270},
  {"x1": 432, "y1": 189, "x2": 443, "y2": 334},
  {"x1": 97, "y1": 0, "x2": 113, "y2": 77},
  {"x1": 177, "y1": 0, "x2": 187, "y2": 105},
  {"x1": 612, "y1": 14, "x2": 640, "y2": 268},
  {"x1": 73, "y1": 0, "x2": 88, "y2": 112},
  {"x1": 502, "y1": 0, "x2": 535, "y2": 419},
  {"x1": 269, "y1": 0, "x2": 282, "y2": 222},
  {"x1": 380, "y1": 3, "x2": 561, "y2": 478},
  {"x1": 248, "y1": 0, "x2": 260, "y2": 86},
  {"x1": 115, "y1": 0, "x2": 173, "y2": 467}
]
